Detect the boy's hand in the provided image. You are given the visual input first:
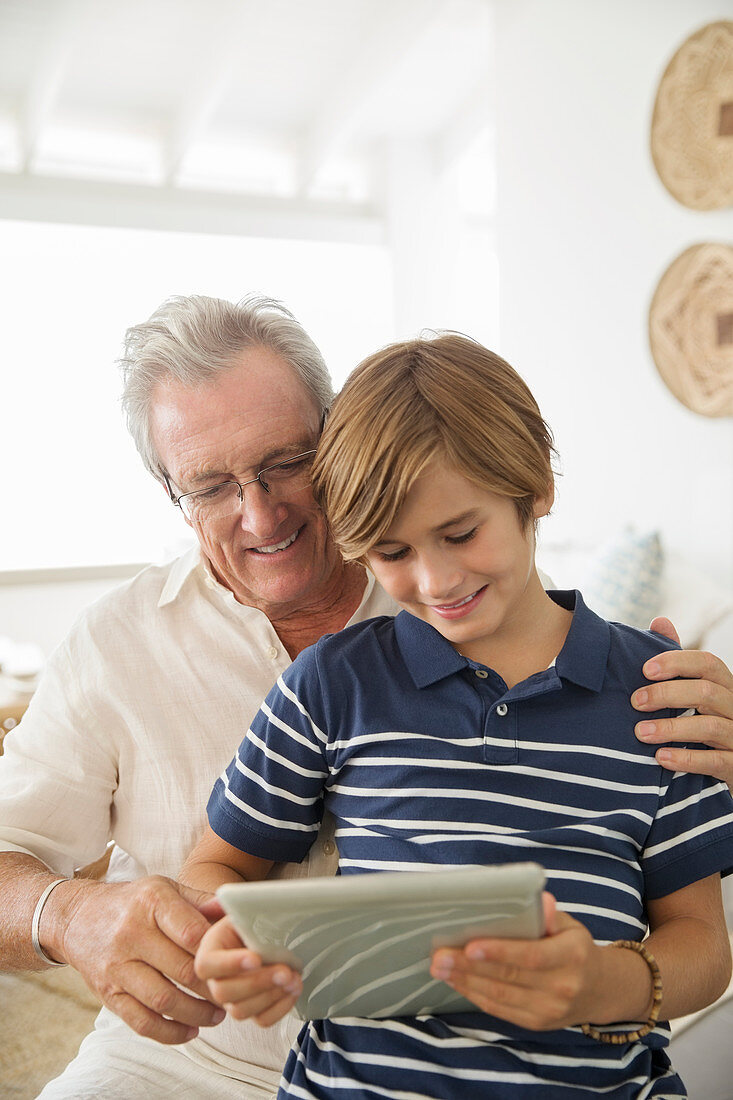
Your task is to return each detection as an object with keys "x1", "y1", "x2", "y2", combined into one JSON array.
[
  {"x1": 429, "y1": 893, "x2": 605, "y2": 1030},
  {"x1": 194, "y1": 915, "x2": 302, "y2": 1027}
]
